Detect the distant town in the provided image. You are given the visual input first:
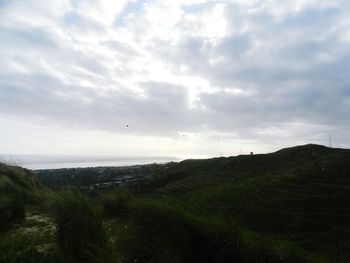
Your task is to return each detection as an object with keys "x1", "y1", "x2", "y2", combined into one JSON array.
[{"x1": 35, "y1": 163, "x2": 176, "y2": 191}]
